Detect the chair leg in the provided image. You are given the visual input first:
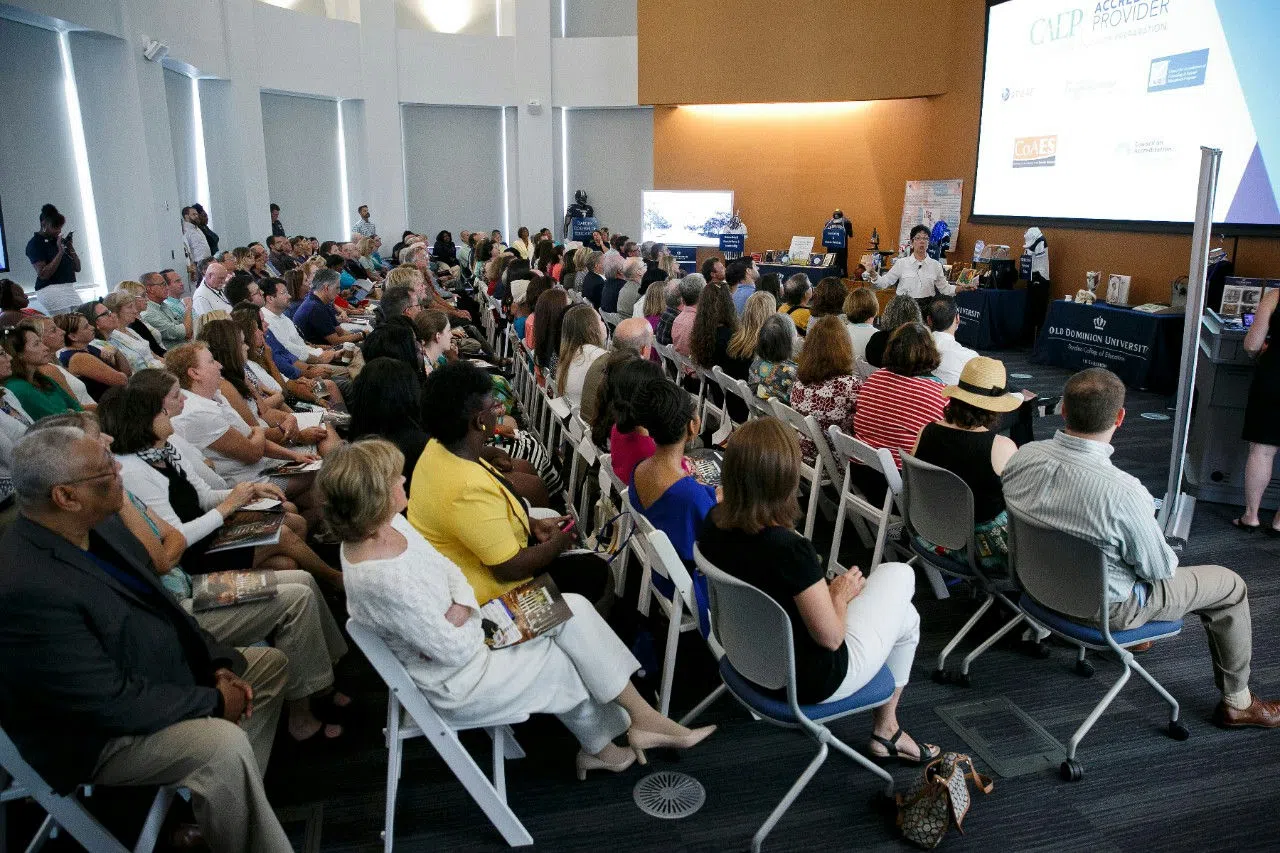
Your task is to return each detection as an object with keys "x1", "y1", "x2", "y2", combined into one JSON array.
[
  {"x1": 936, "y1": 594, "x2": 994, "y2": 673},
  {"x1": 132, "y1": 786, "x2": 176, "y2": 853},
  {"x1": 421, "y1": 729, "x2": 533, "y2": 847},
  {"x1": 959, "y1": 612, "x2": 1025, "y2": 676},
  {"x1": 382, "y1": 698, "x2": 402, "y2": 852},
  {"x1": 490, "y1": 728, "x2": 506, "y2": 802},
  {"x1": 801, "y1": 471, "x2": 821, "y2": 540},
  {"x1": 679, "y1": 684, "x2": 727, "y2": 727},
  {"x1": 496, "y1": 725, "x2": 526, "y2": 760},
  {"x1": 1128, "y1": 660, "x2": 1181, "y2": 723},
  {"x1": 1066, "y1": 666, "x2": 1132, "y2": 761},
  {"x1": 657, "y1": 597, "x2": 684, "y2": 718},
  {"x1": 752, "y1": 742, "x2": 830, "y2": 853},
  {"x1": 828, "y1": 737, "x2": 895, "y2": 797},
  {"x1": 921, "y1": 564, "x2": 950, "y2": 600},
  {"x1": 24, "y1": 813, "x2": 57, "y2": 853}
]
